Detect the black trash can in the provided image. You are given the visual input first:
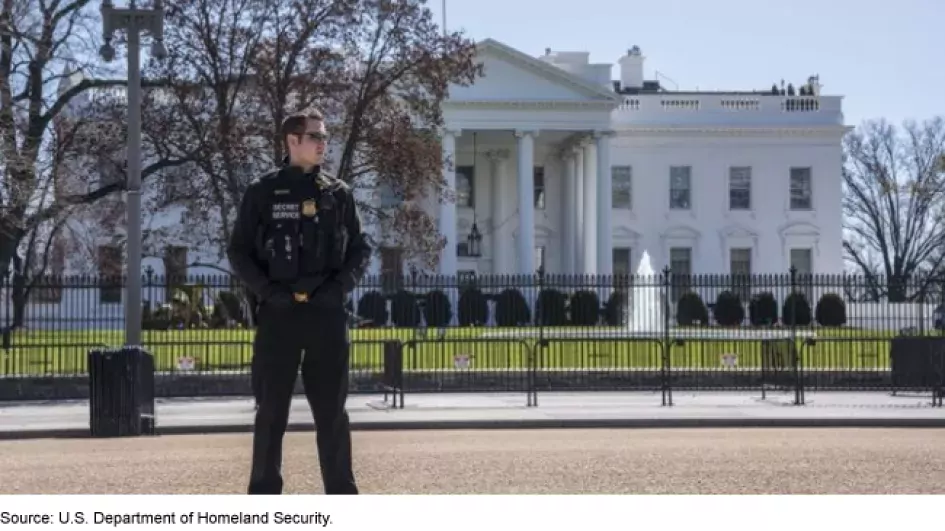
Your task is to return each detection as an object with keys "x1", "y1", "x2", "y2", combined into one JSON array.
[{"x1": 88, "y1": 347, "x2": 156, "y2": 437}]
